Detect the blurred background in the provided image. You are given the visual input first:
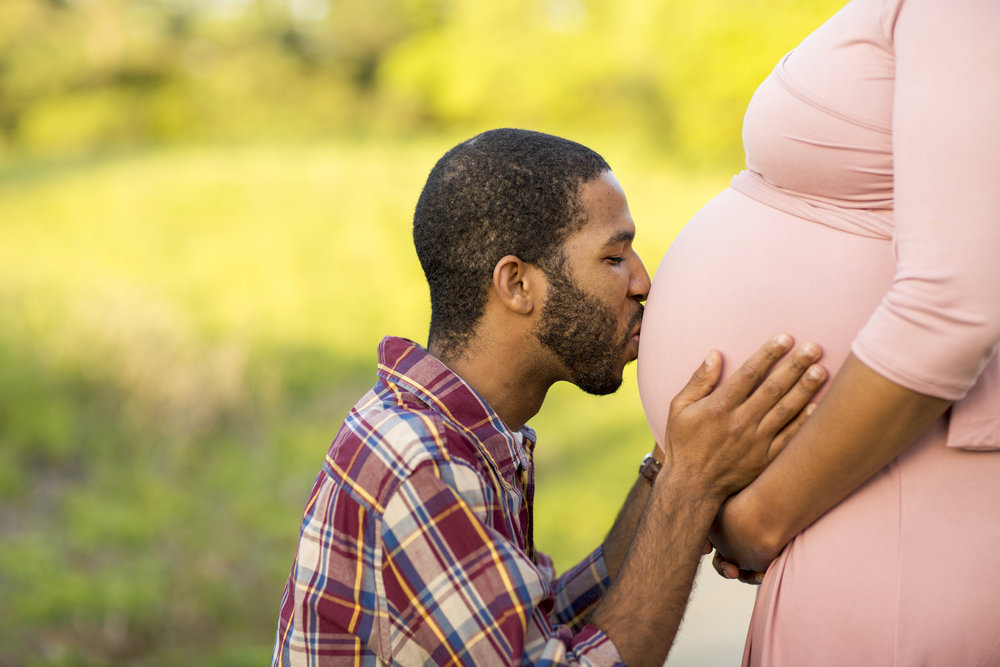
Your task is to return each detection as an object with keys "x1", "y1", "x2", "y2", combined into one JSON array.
[{"x1": 0, "y1": 0, "x2": 842, "y2": 664}]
